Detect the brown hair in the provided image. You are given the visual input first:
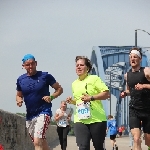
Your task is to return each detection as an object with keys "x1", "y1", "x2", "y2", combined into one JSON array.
[
  {"x1": 129, "y1": 47, "x2": 142, "y2": 58},
  {"x1": 75, "y1": 56, "x2": 92, "y2": 73},
  {"x1": 107, "y1": 115, "x2": 113, "y2": 119}
]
